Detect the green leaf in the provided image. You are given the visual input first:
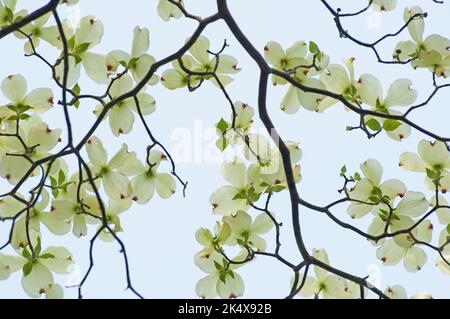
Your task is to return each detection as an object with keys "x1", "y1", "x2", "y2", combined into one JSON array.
[
  {"x1": 22, "y1": 262, "x2": 33, "y2": 277},
  {"x1": 369, "y1": 196, "x2": 380, "y2": 203},
  {"x1": 354, "y1": 172, "x2": 361, "y2": 181},
  {"x1": 372, "y1": 186, "x2": 382, "y2": 198},
  {"x1": 214, "y1": 261, "x2": 222, "y2": 271},
  {"x1": 216, "y1": 118, "x2": 229, "y2": 134},
  {"x1": 50, "y1": 176, "x2": 57, "y2": 188},
  {"x1": 74, "y1": 100, "x2": 81, "y2": 108},
  {"x1": 19, "y1": 114, "x2": 31, "y2": 120},
  {"x1": 35, "y1": 237, "x2": 42, "y2": 256},
  {"x1": 6, "y1": 104, "x2": 18, "y2": 113},
  {"x1": 128, "y1": 57, "x2": 138, "y2": 69},
  {"x1": 378, "y1": 209, "x2": 389, "y2": 221},
  {"x1": 22, "y1": 248, "x2": 32, "y2": 260},
  {"x1": 4, "y1": 7, "x2": 14, "y2": 23},
  {"x1": 67, "y1": 36, "x2": 75, "y2": 50},
  {"x1": 39, "y1": 253, "x2": 56, "y2": 259},
  {"x1": 426, "y1": 168, "x2": 436, "y2": 179},
  {"x1": 383, "y1": 119, "x2": 401, "y2": 132},
  {"x1": 216, "y1": 138, "x2": 228, "y2": 151},
  {"x1": 379, "y1": 209, "x2": 389, "y2": 216},
  {"x1": 375, "y1": 98, "x2": 382, "y2": 109},
  {"x1": 219, "y1": 271, "x2": 227, "y2": 284},
  {"x1": 365, "y1": 118, "x2": 381, "y2": 131},
  {"x1": 18, "y1": 104, "x2": 32, "y2": 114},
  {"x1": 58, "y1": 170, "x2": 65, "y2": 185},
  {"x1": 340, "y1": 165, "x2": 347, "y2": 176},
  {"x1": 74, "y1": 43, "x2": 90, "y2": 55},
  {"x1": 343, "y1": 85, "x2": 358, "y2": 101},
  {"x1": 118, "y1": 60, "x2": 128, "y2": 68},
  {"x1": 259, "y1": 181, "x2": 270, "y2": 188},
  {"x1": 72, "y1": 83, "x2": 81, "y2": 96},
  {"x1": 446, "y1": 223, "x2": 450, "y2": 235},
  {"x1": 271, "y1": 185, "x2": 286, "y2": 193},
  {"x1": 74, "y1": 55, "x2": 82, "y2": 65},
  {"x1": 309, "y1": 41, "x2": 319, "y2": 54},
  {"x1": 232, "y1": 192, "x2": 248, "y2": 200},
  {"x1": 247, "y1": 187, "x2": 261, "y2": 202}
]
